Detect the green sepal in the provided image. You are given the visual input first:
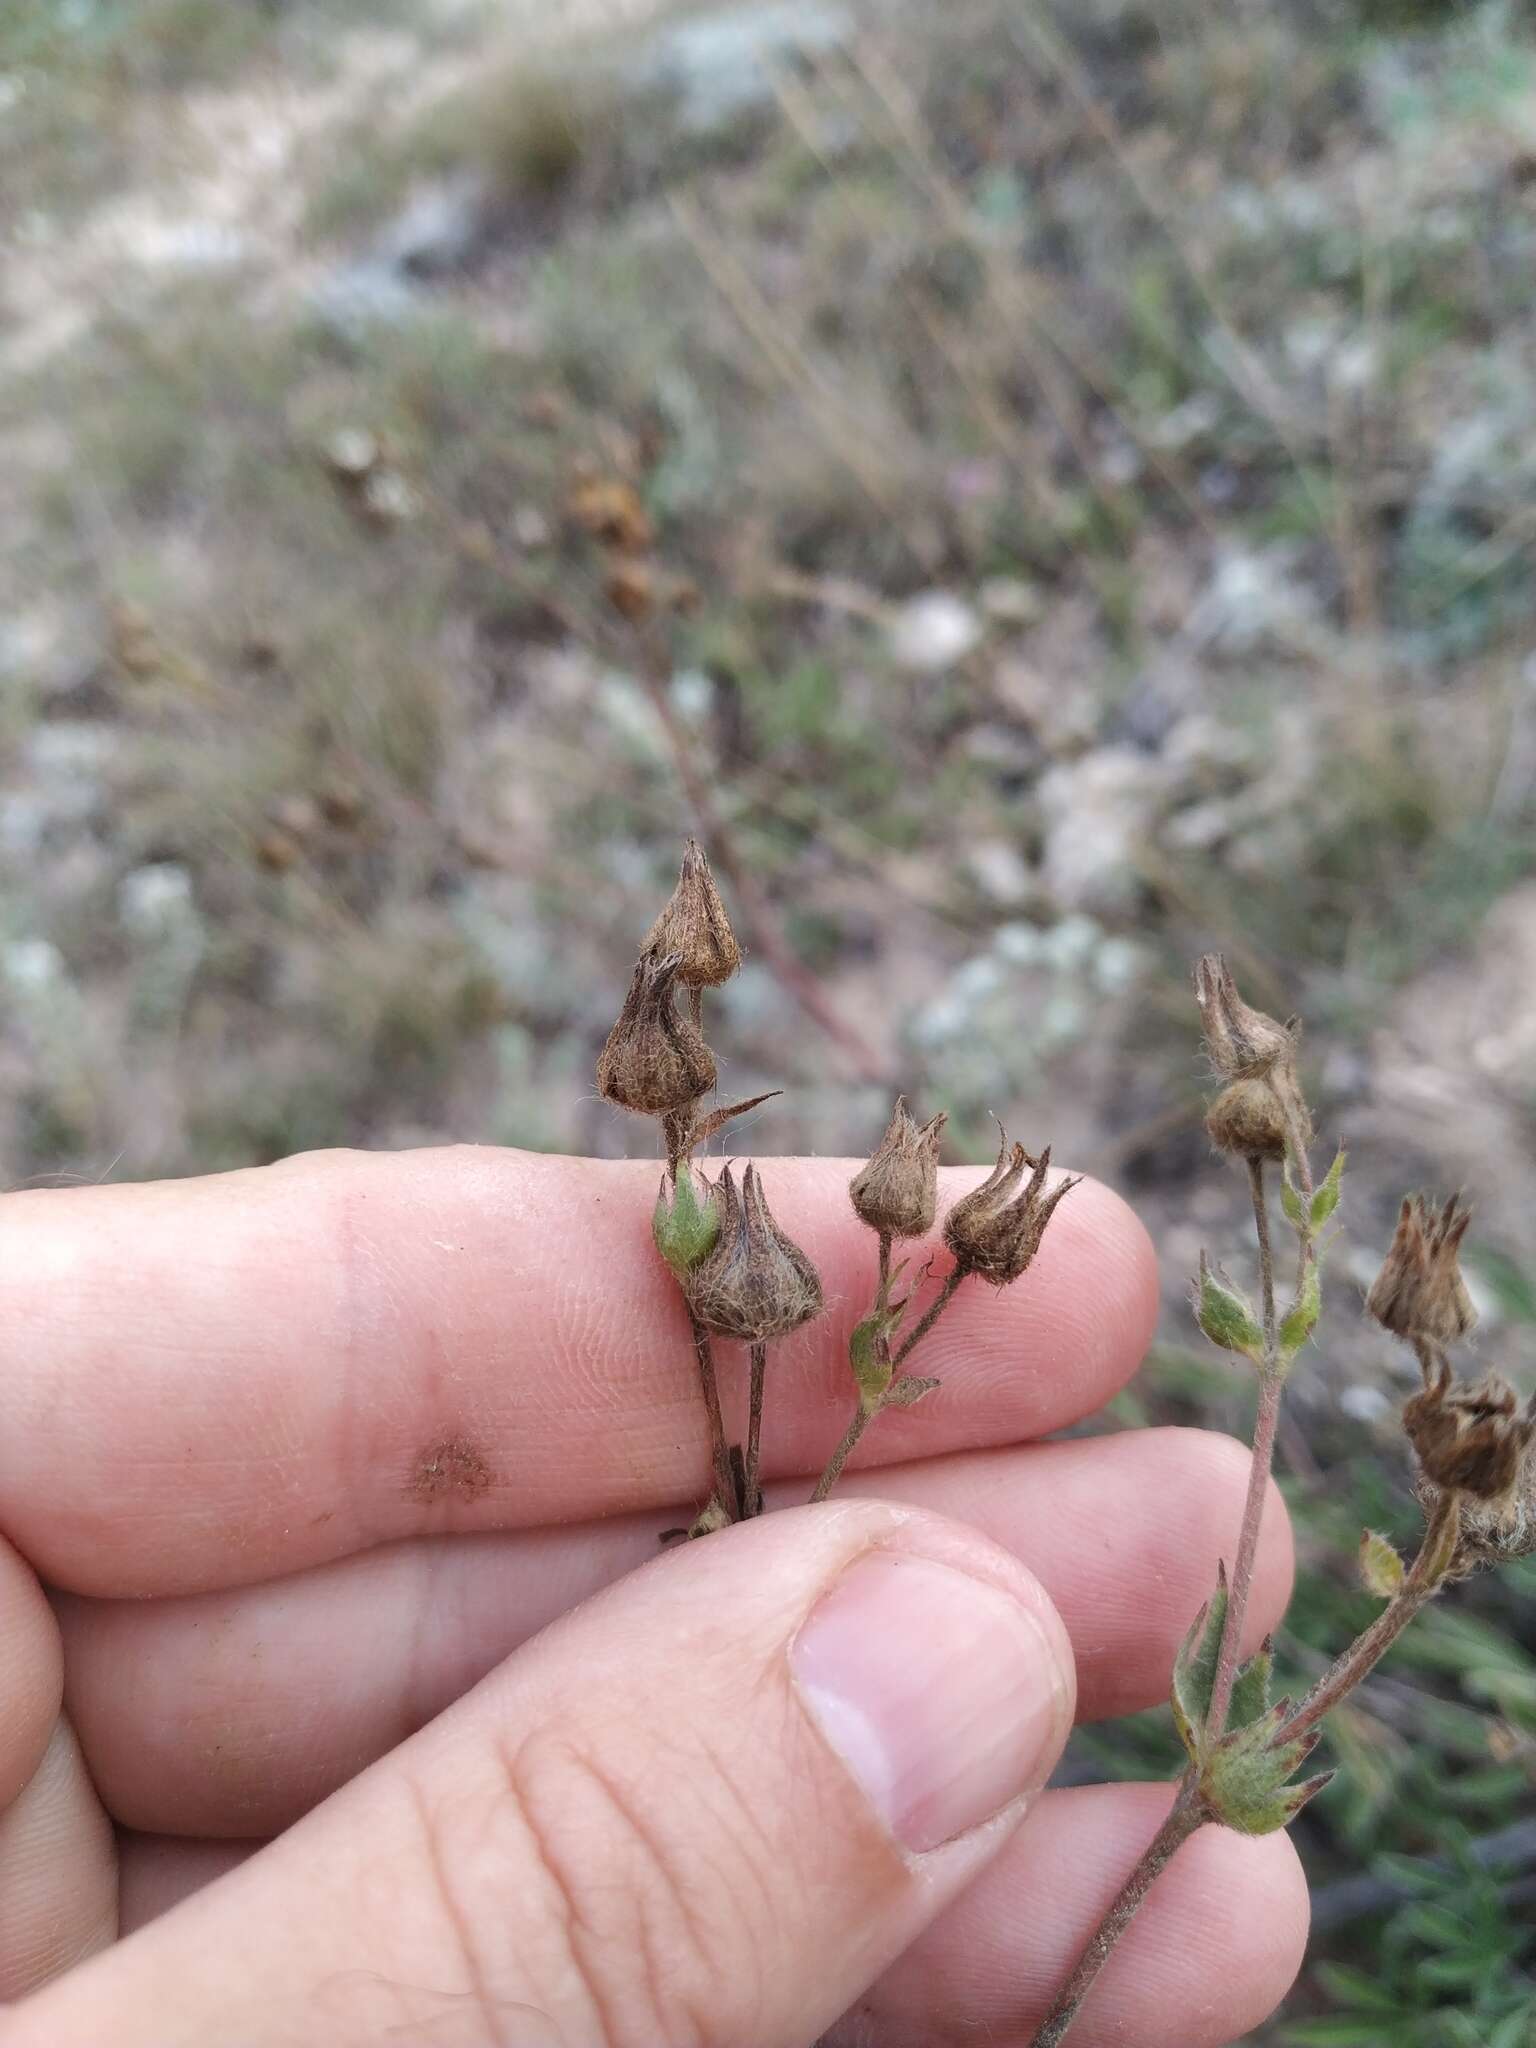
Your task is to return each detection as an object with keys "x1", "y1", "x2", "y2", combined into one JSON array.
[
  {"x1": 1359, "y1": 1528, "x2": 1405, "y2": 1599},
  {"x1": 1309, "y1": 1148, "x2": 1346, "y2": 1227},
  {"x1": 1278, "y1": 1260, "x2": 1321, "y2": 1358},
  {"x1": 1171, "y1": 1564, "x2": 1228, "y2": 1760},
  {"x1": 1194, "y1": 1255, "x2": 1264, "y2": 1363},
  {"x1": 1198, "y1": 1700, "x2": 1329, "y2": 1836},
  {"x1": 651, "y1": 1168, "x2": 720, "y2": 1278}
]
